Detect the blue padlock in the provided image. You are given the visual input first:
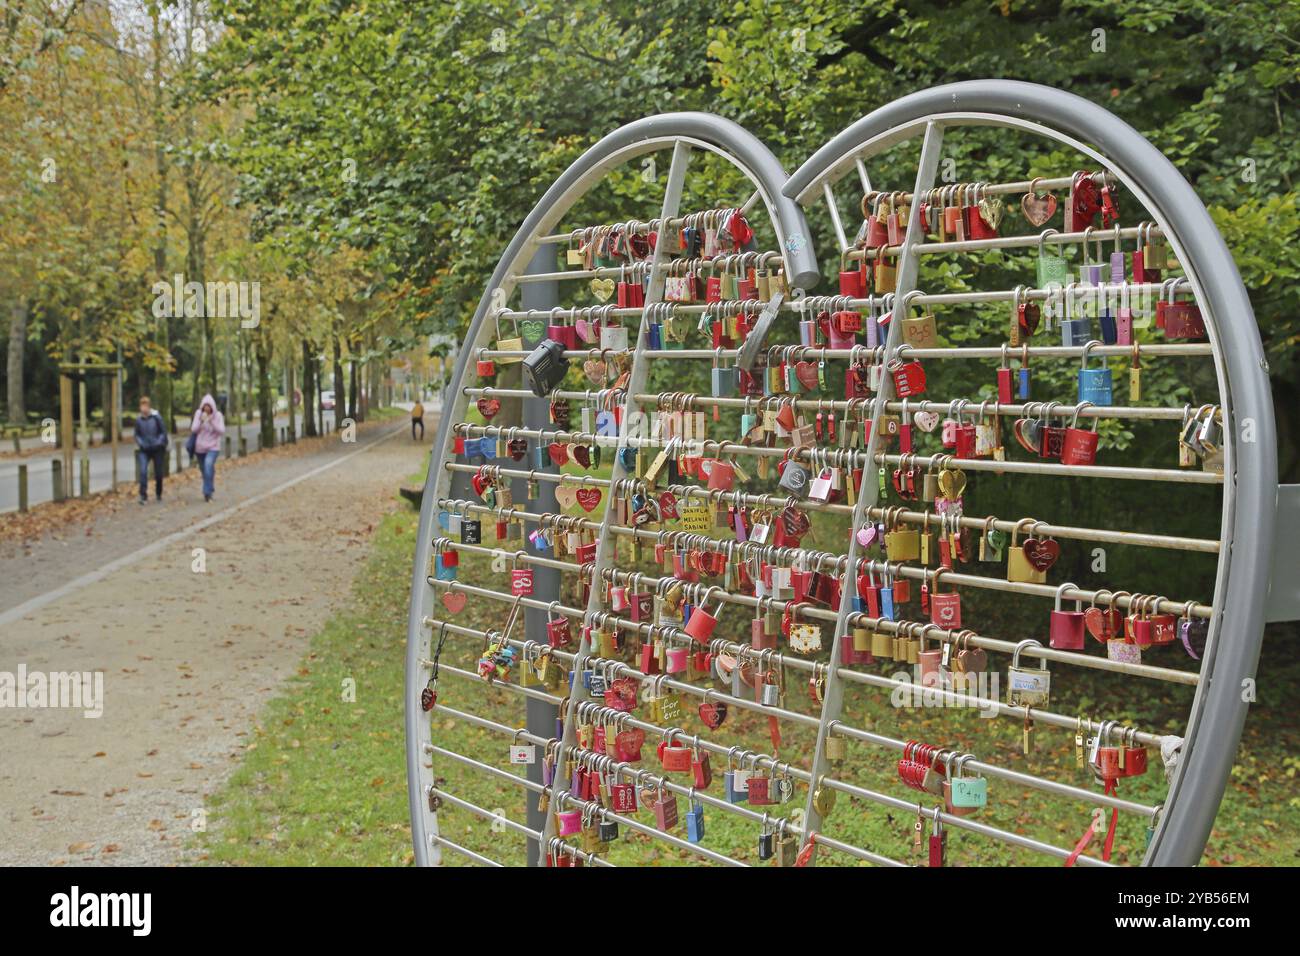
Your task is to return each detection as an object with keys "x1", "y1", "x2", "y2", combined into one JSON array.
[
  {"x1": 619, "y1": 446, "x2": 637, "y2": 470},
  {"x1": 880, "y1": 585, "x2": 895, "y2": 622},
  {"x1": 1077, "y1": 342, "x2": 1113, "y2": 405},
  {"x1": 686, "y1": 800, "x2": 705, "y2": 843},
  {"x1": 711, "y1": 362, "x2": 737, "y2": 398},
  {"x1": 725, "y1": 769, "x2": 749, "y2": 804}
]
